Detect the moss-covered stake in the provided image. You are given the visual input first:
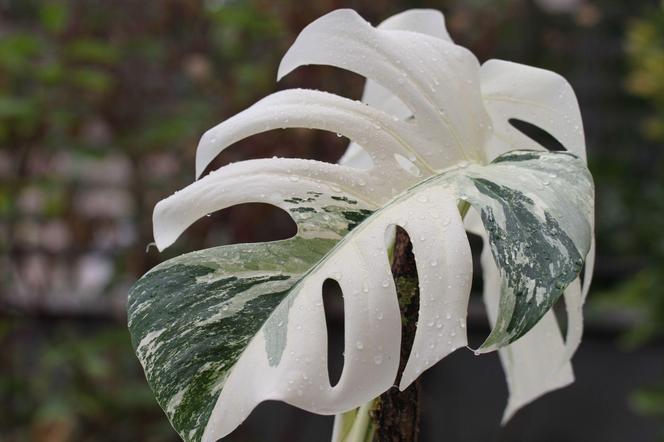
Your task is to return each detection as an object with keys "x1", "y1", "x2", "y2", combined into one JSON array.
[{"x1": 371, "y1": 228, "x2": 421, "y2": 442}]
